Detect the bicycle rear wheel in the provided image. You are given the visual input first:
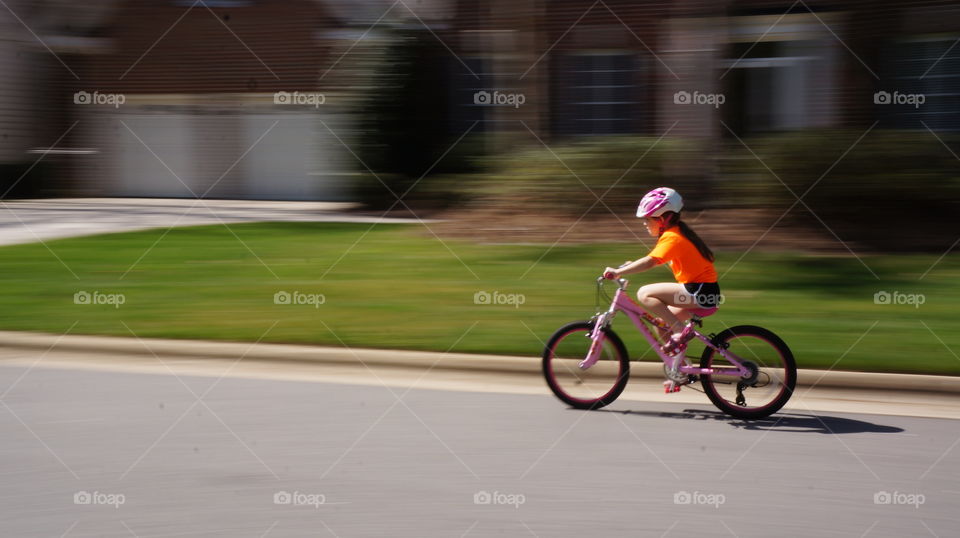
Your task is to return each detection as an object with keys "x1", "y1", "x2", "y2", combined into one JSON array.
[
  {"x1": 699, "y1": 325, "x2": 796, "y2": 419},
  {"x1": 542, "y1": 321, "x2": 629, "y2": 410}
]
